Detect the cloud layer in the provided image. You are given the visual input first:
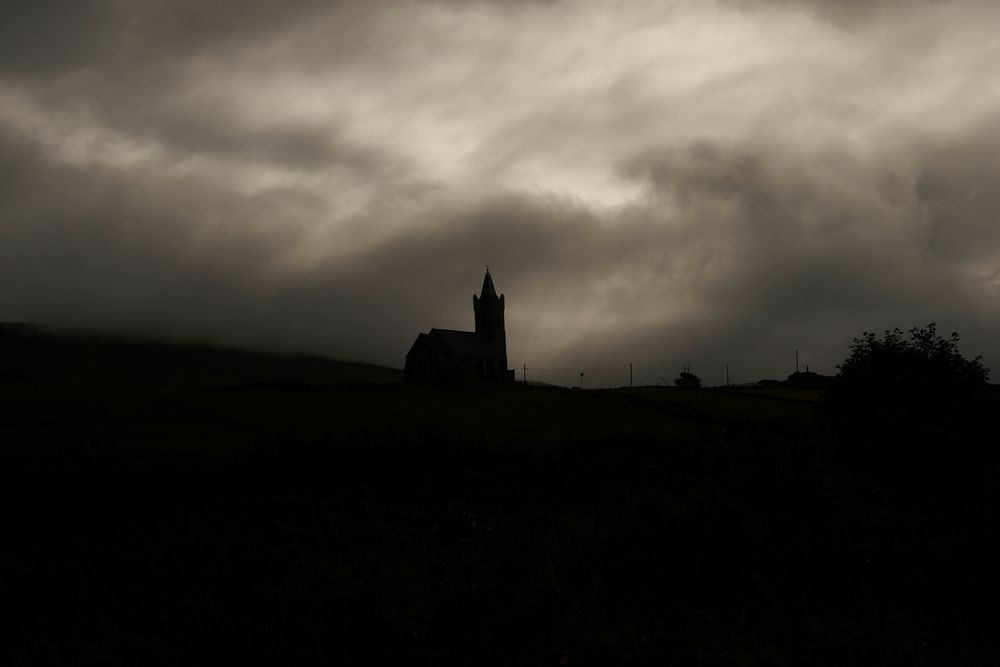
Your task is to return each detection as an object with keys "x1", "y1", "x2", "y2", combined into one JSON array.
[{"x1": 2, "y1": 0, "x2": 999, "y2": 385}]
